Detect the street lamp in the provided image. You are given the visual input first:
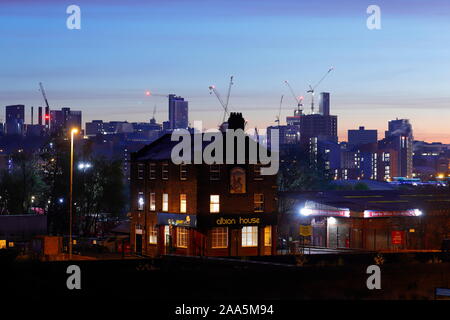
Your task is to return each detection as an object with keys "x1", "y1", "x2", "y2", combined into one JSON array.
[{"x1": 69, "y1": 128, "x2": 78, "y2": 259}]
